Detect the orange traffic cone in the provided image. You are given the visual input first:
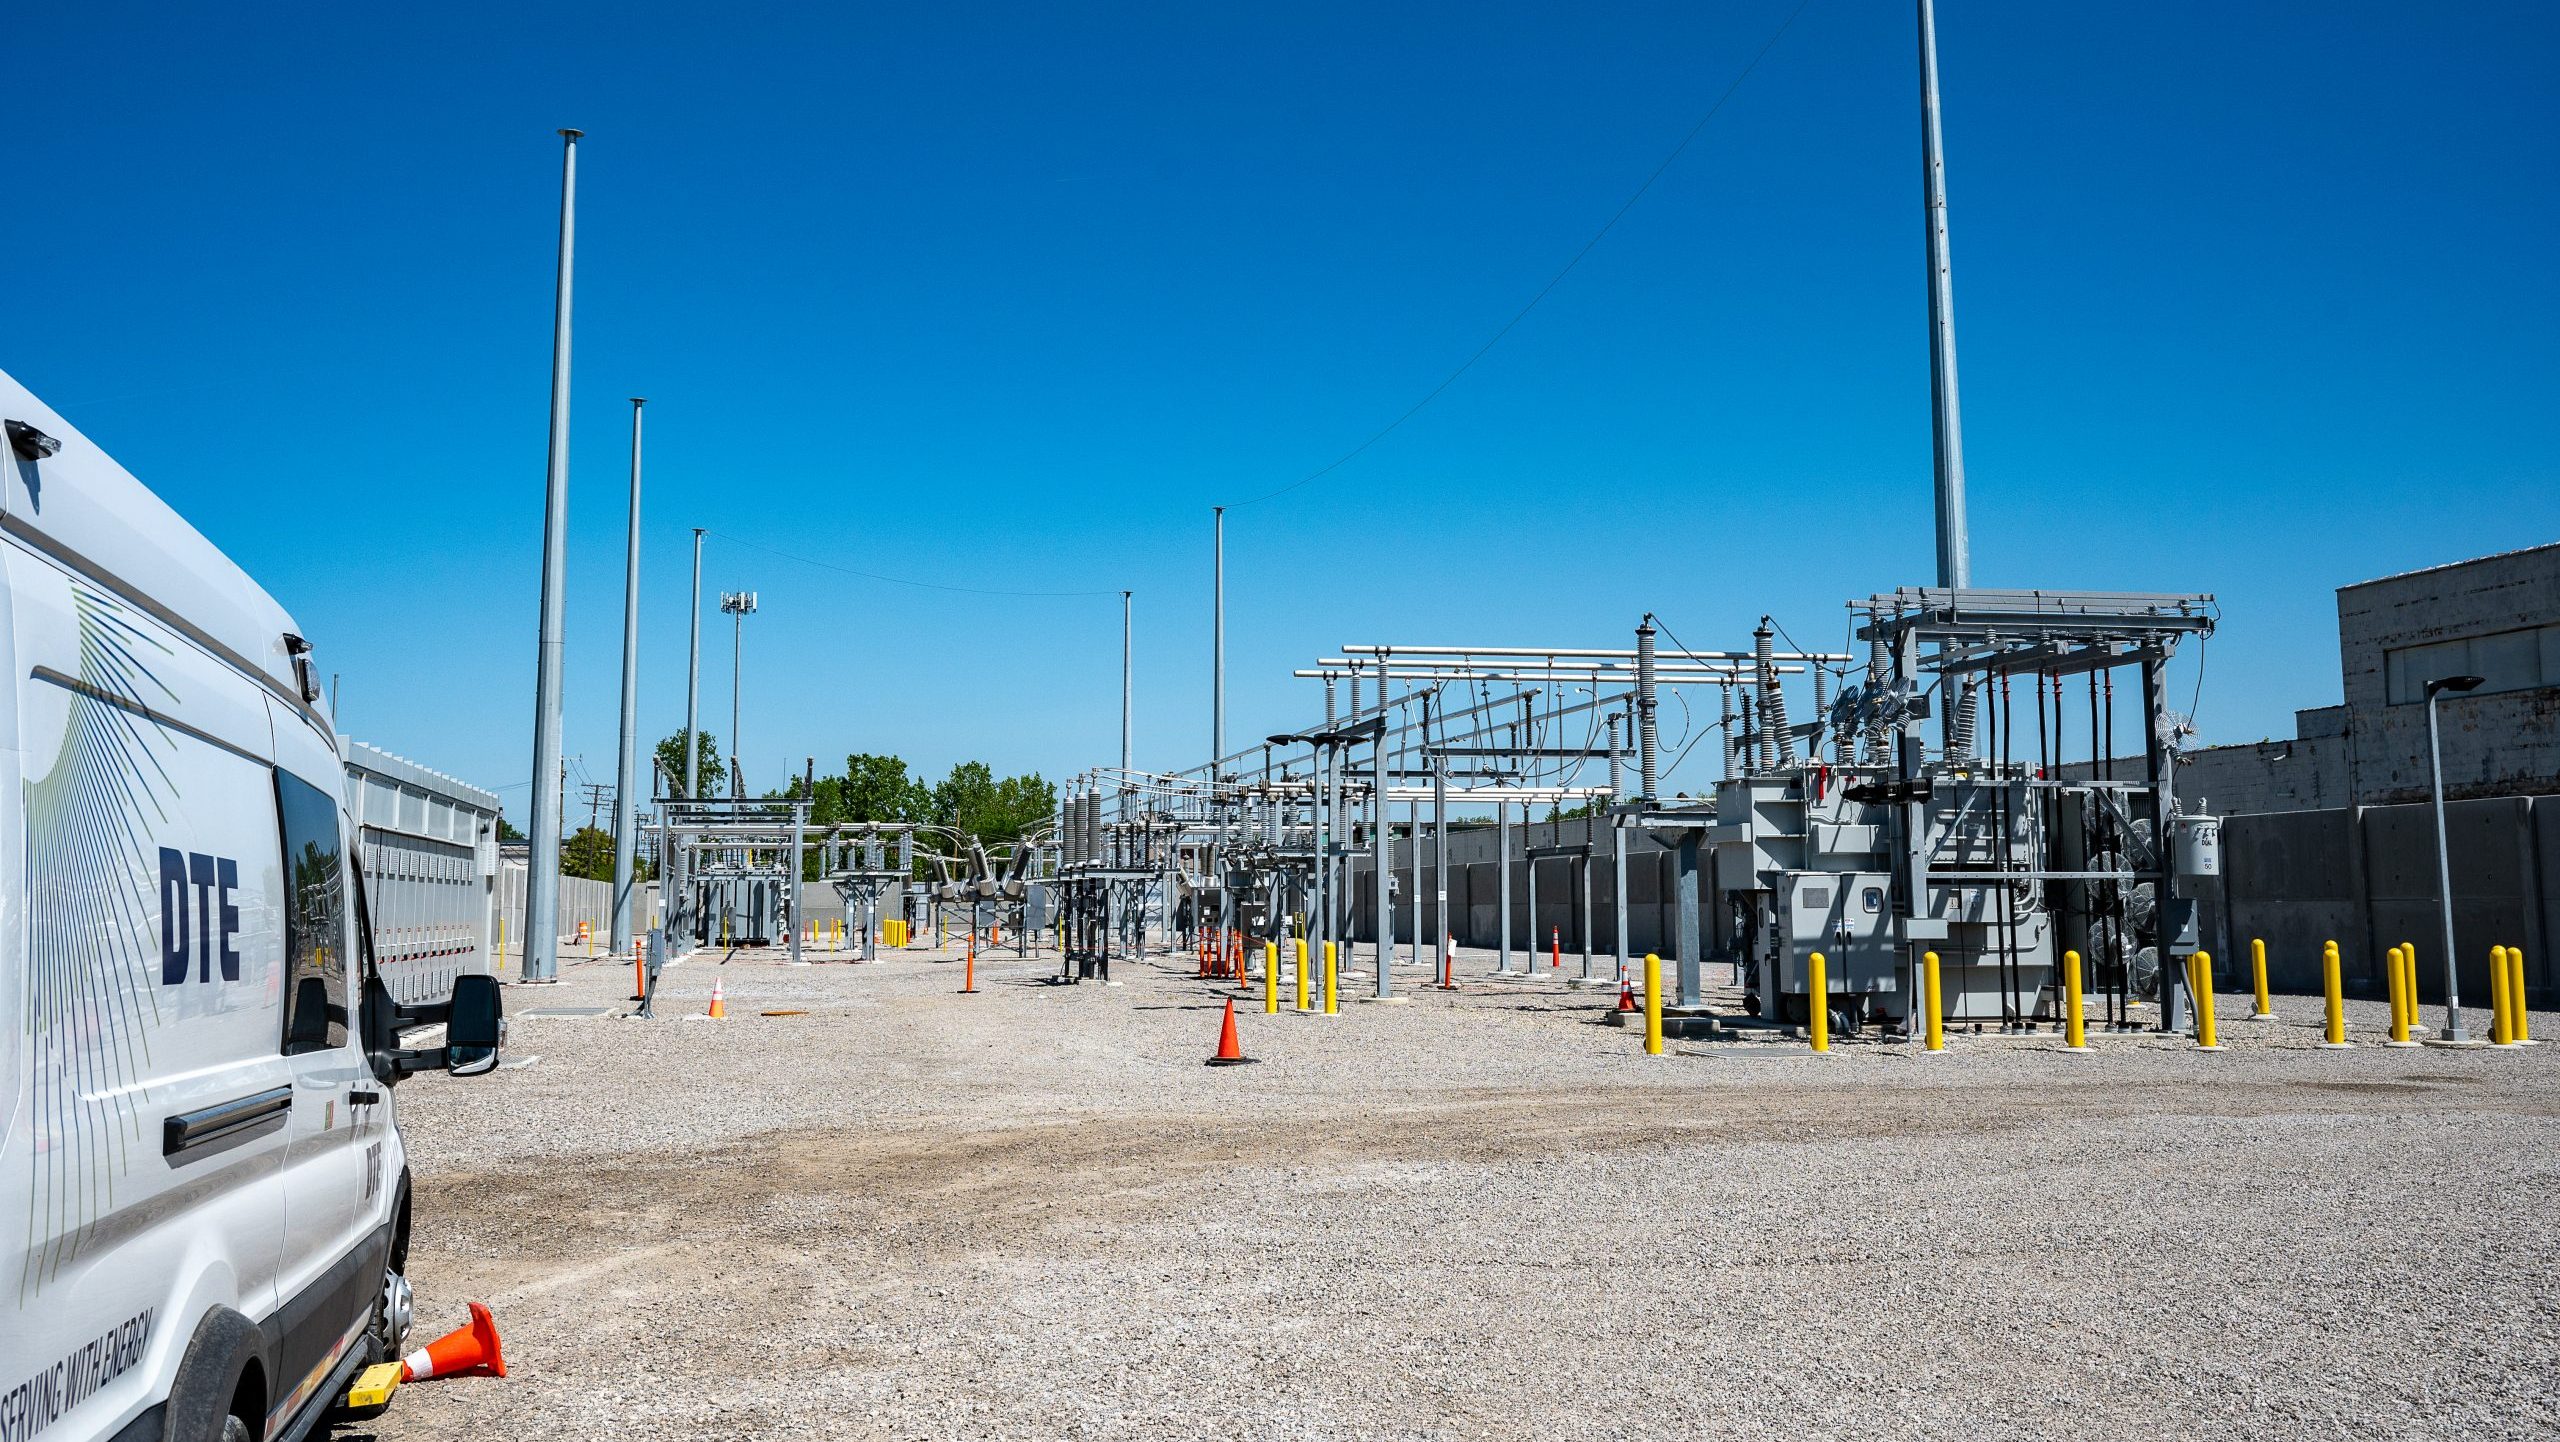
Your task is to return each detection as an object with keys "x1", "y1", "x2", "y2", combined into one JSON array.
[
  {"x1": 707, "y1": 979, "x2": 726, "y2": 1020},
  {"x1": 402, "y1": 1301, "x2": 506, "y2": 1382},
  {"x1": 1205, "y1": 998, "x2": 1256, "y2": 1067},
  {"x1": 1615, "y1": 975, "x2": 1638, "y2": 1013}
]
